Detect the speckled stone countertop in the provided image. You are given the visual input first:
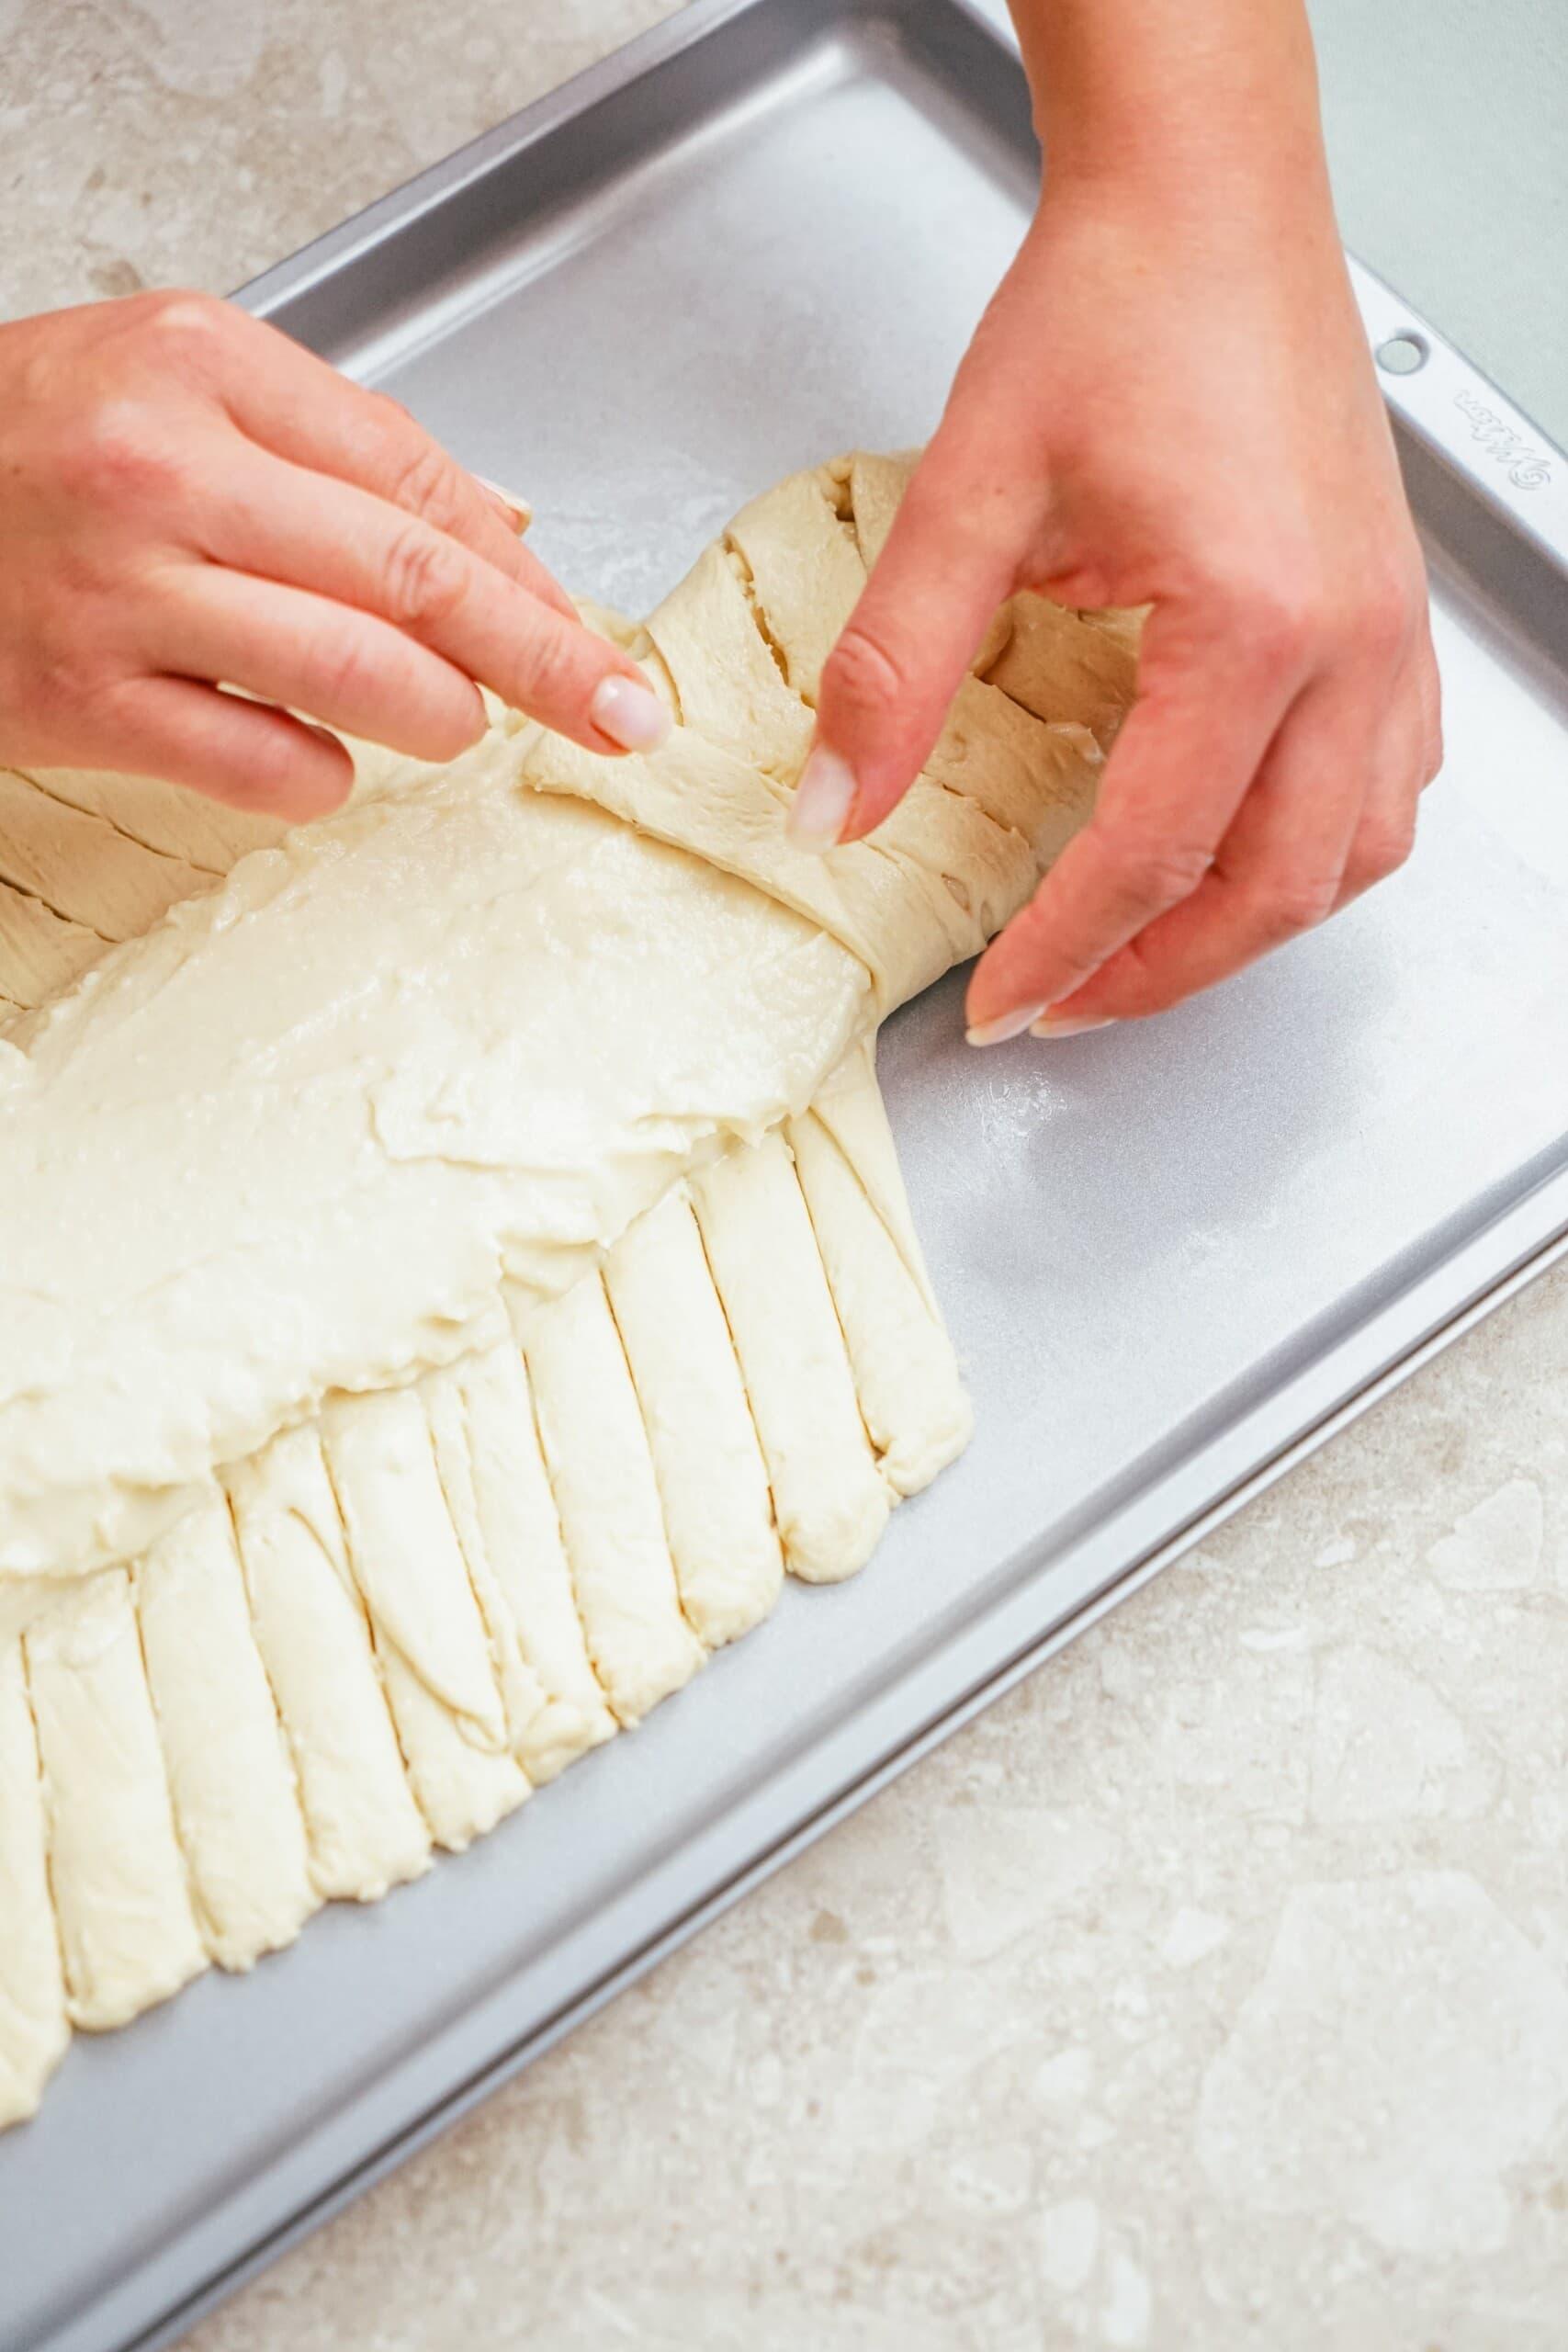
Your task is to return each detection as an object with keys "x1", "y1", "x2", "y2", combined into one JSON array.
[{"x1": 6, "y1": 5, "x2": 1567, "y2": 2346}]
